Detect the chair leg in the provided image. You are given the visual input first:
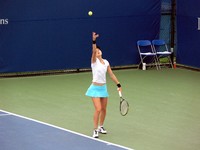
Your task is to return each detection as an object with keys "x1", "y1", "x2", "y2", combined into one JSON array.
[
  {"x1": 155, "y1": 56, "x2": 161, "y2": 70},
  {"x1": 138, "y1": 56, "x2": 144, "y2": 70},
  {"x1": 138, "y1": 62, "x2": 142, "y2": 69},
  {"x1": 168, "y1": 56, "x2": 174, "y2": 68}
]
